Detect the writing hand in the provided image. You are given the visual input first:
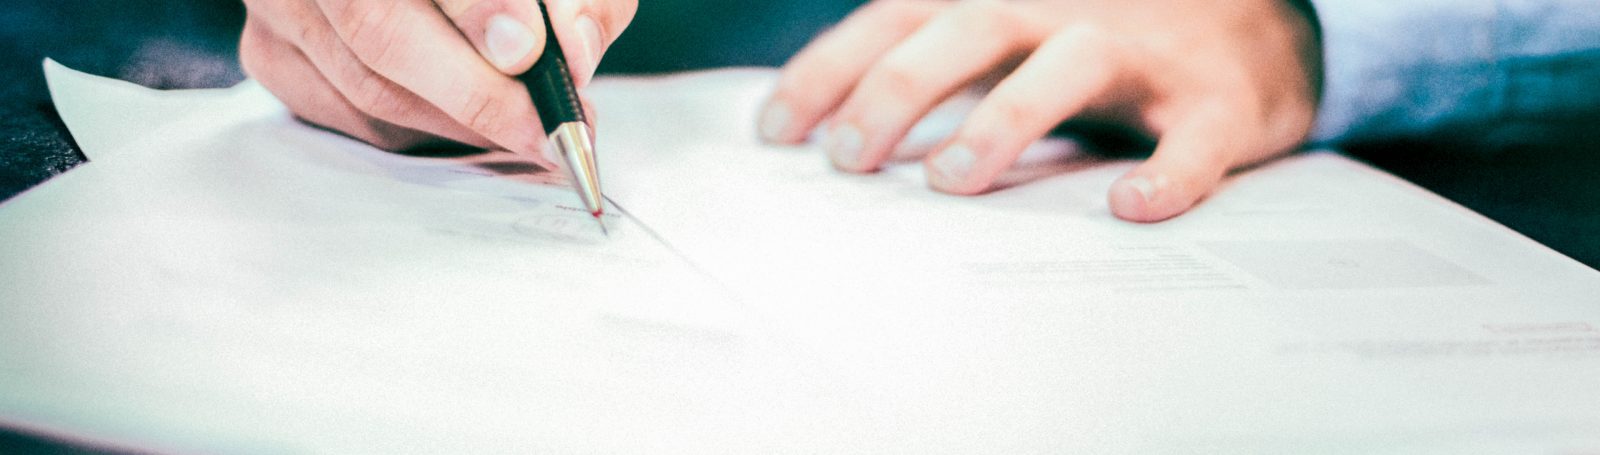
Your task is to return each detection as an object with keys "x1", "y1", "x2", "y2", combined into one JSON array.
[{"x1": 241, "y1": 0, "x2": 634, "y2": 161}]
